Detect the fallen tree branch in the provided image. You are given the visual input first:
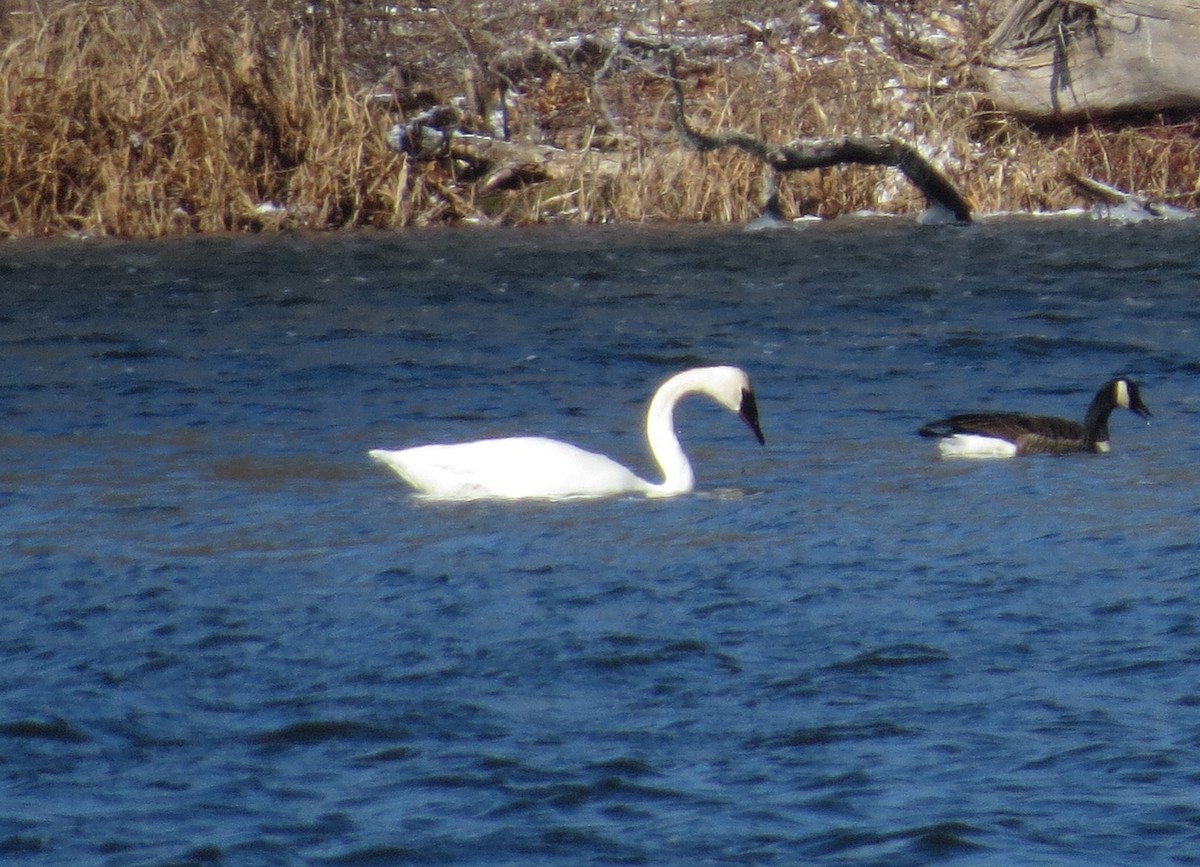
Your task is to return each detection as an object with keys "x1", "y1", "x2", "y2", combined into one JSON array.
[
  {"x1": 446, "y1": 133, "x2": 625, "y2": 189},
  {"x1": 666, "y1": 51, "x2": 972, "y2": 222},
  {"x1": 1065, "y1": 172, "x2": 1192, "y2": 221}
]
